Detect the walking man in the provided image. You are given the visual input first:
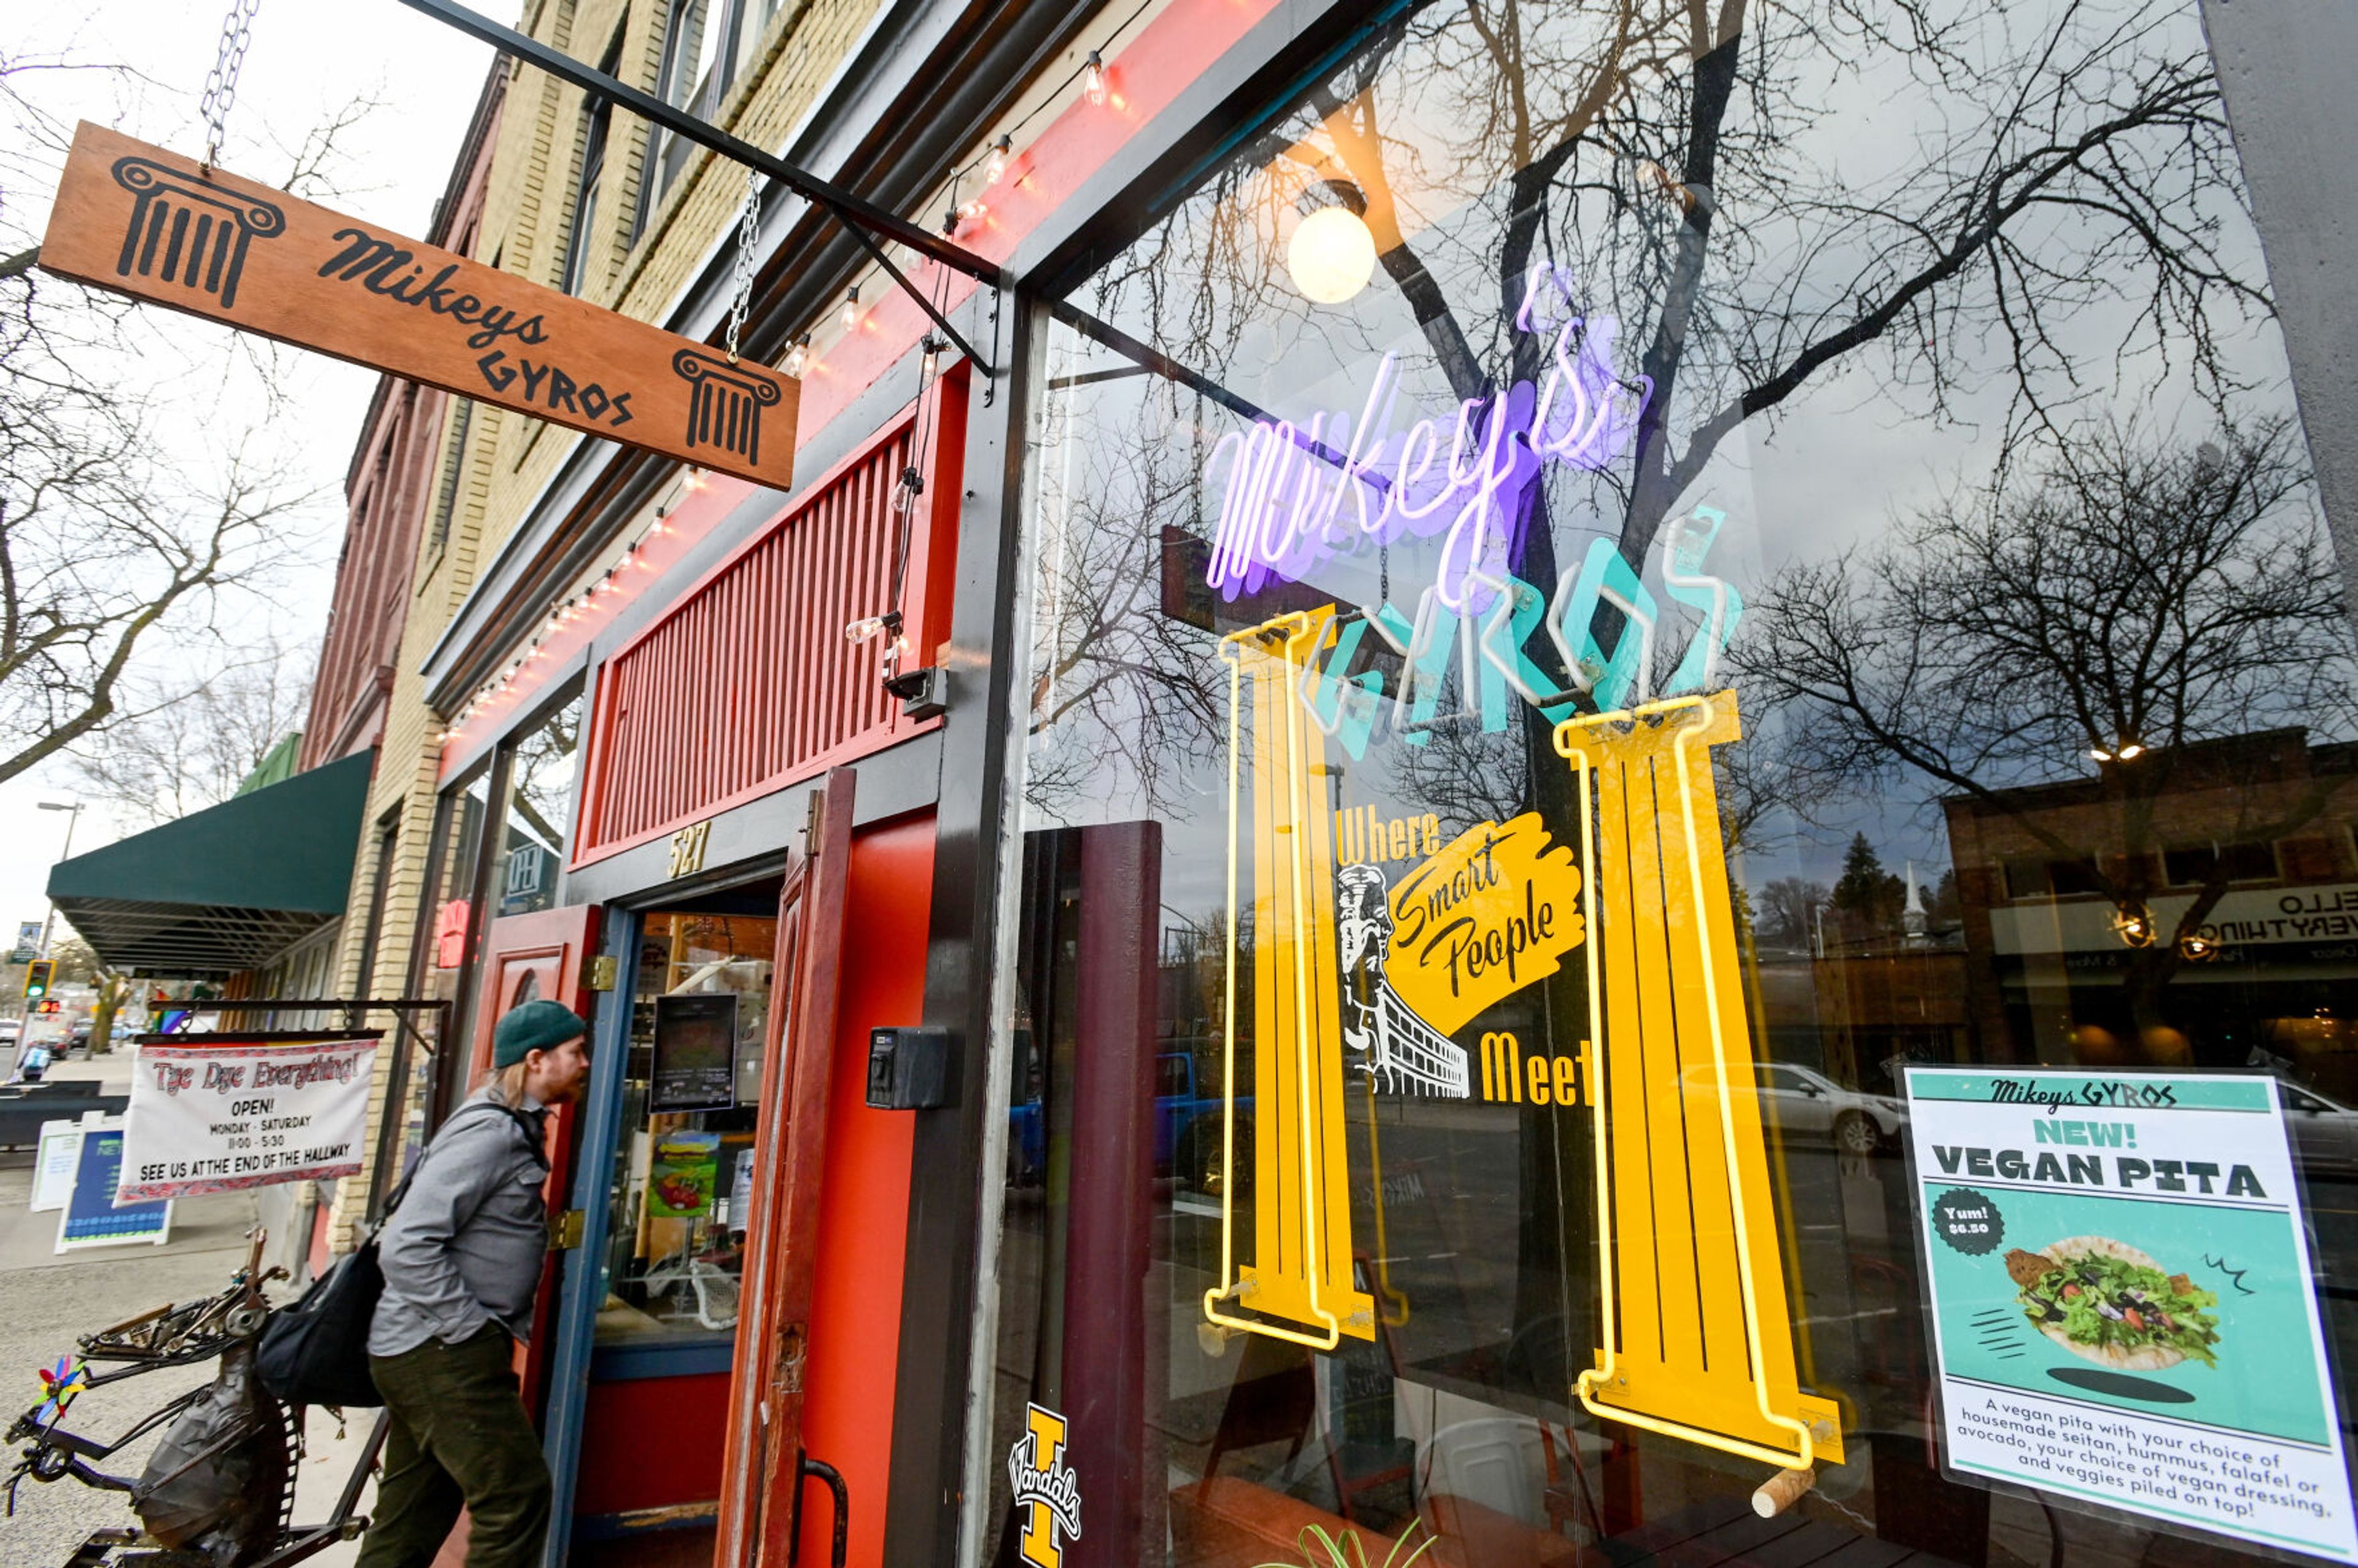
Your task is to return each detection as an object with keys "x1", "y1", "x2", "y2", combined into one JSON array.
[{"x1": 356, "y1": 999, "x2": 593, "y2": 1568}]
